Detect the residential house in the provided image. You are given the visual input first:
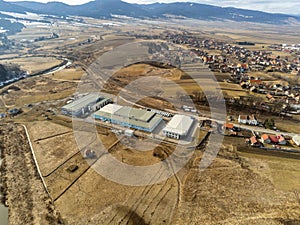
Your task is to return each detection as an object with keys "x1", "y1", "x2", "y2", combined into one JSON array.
[
  {"x1": 238, "y1": 115, "x2": 248, "y2": 124},
  {"x1": 266, "y1": 94, "x2": 275, "y2": 101},
  {"x1": 277, "y1": 135, "x2": 287, "y2": 145},
  {"x1": 250, "y1": 136, "x2": 262, "y2": 147},
  {"x1": 238, "y1": 115, "x2": 258, "y2": 126},
  {"x1": 249, "y1": 79, "x2": 262, "y2": 86},
  {"x1": 223, "y1": 123, "x2": 234, "y2": 130},
  {"x1": 261, "y1": 134, "x2": 271, "y2": 144},
  {"x1": 269, "y1": 135, "x2": 279, "y2": 144}
]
